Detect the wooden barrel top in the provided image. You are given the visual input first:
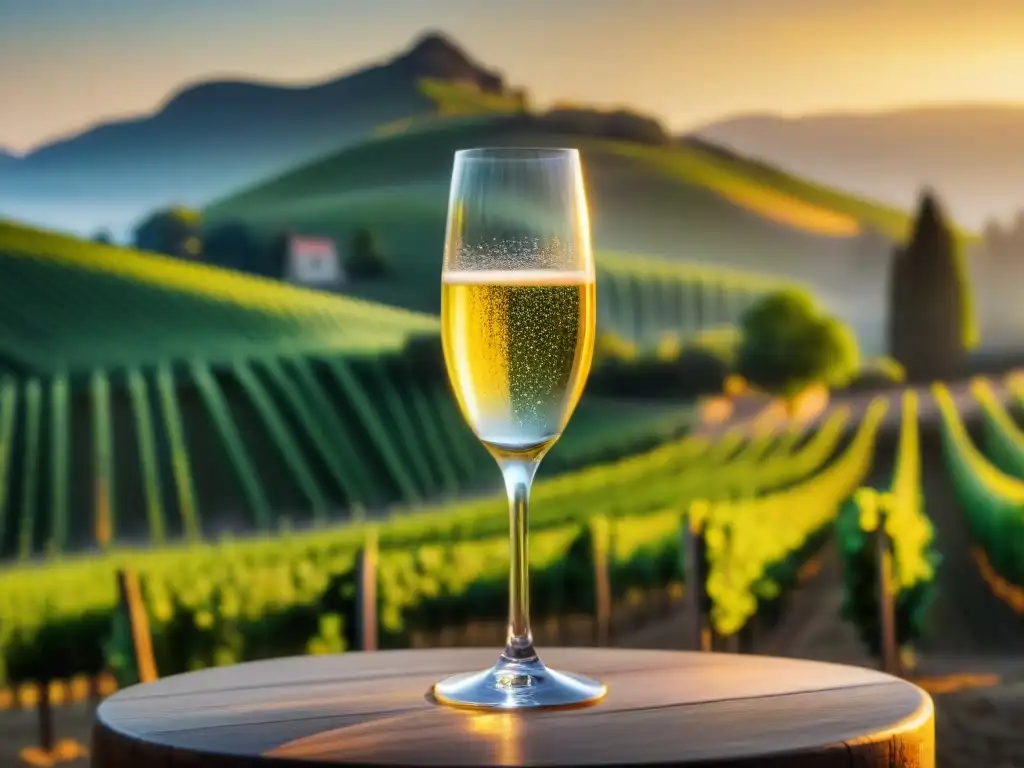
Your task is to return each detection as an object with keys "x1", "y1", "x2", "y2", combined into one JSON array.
[{"x1": 92, "y1": 648, "x2": 934, "y2": 767}]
